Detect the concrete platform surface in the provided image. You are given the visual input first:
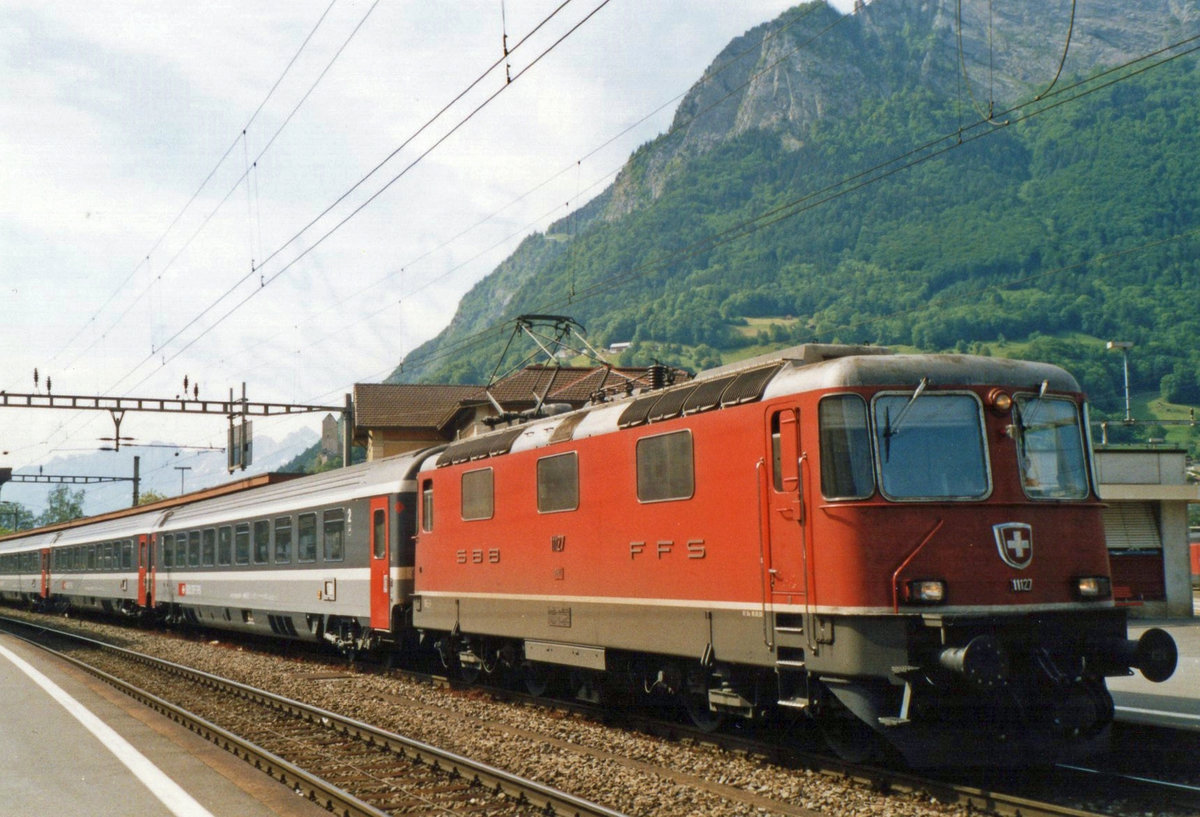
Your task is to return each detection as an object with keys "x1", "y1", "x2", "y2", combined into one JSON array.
[{"x1": 0, "y1": 631, "x2": 331, "y2": 816}]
